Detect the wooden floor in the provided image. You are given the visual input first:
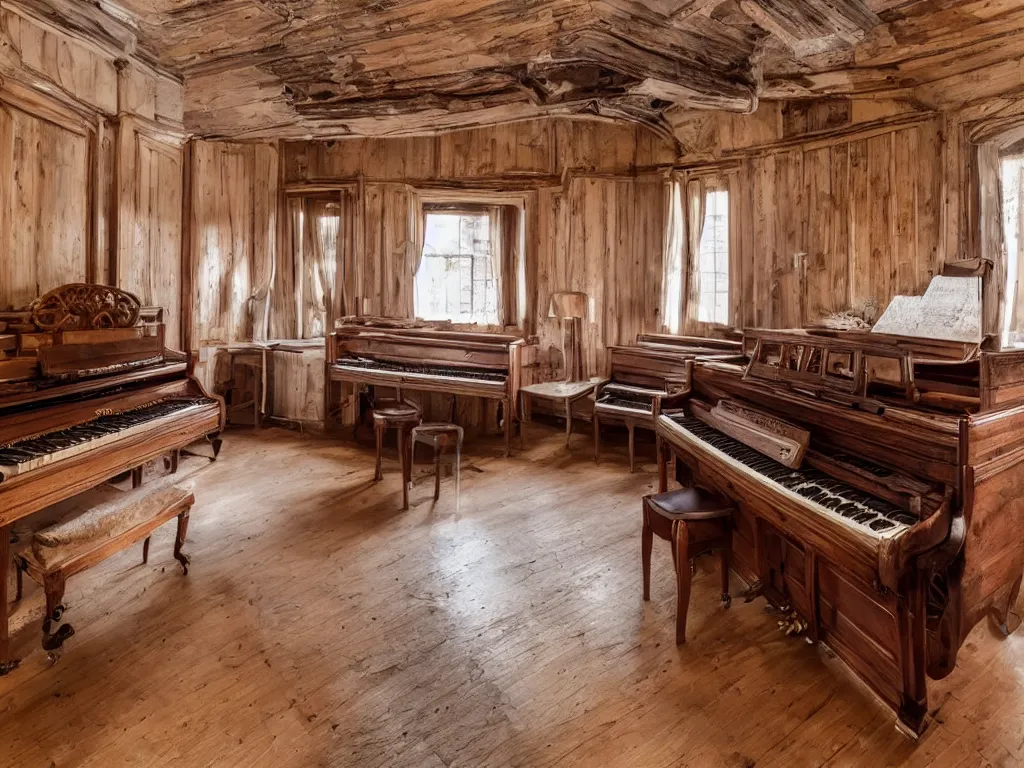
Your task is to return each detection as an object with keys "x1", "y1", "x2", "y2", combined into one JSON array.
[{"x1": 2, "y1": 426, "x2": 1024, "y2": 767}]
